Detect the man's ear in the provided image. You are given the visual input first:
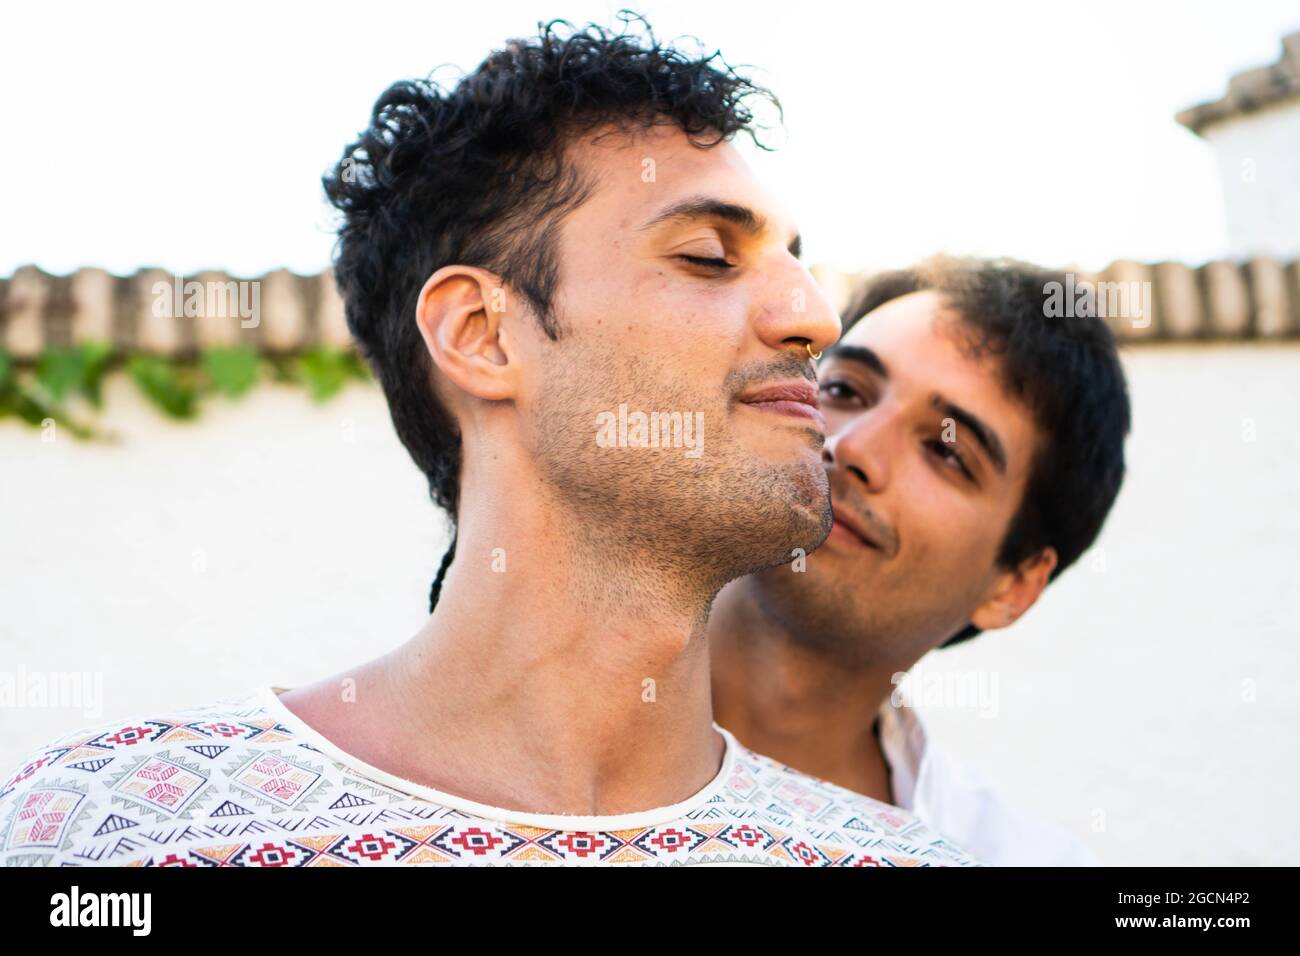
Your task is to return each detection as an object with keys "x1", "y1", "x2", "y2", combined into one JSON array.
[
  {"x1": 969, "y1": 547, "x2": 1058, "y2": 631},
  {"x1": 414, "y1": 265, "x2": 517, "y2": 402}
]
